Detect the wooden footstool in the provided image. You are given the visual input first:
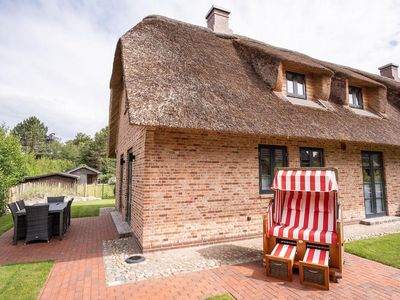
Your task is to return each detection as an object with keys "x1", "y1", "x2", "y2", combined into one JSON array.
[
  {"x1": 265, "y1": 243, "x2": 297, "y2": 281},
  {"x1": 299, "y1": 248, "x2": 330, "y2": 290}
]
